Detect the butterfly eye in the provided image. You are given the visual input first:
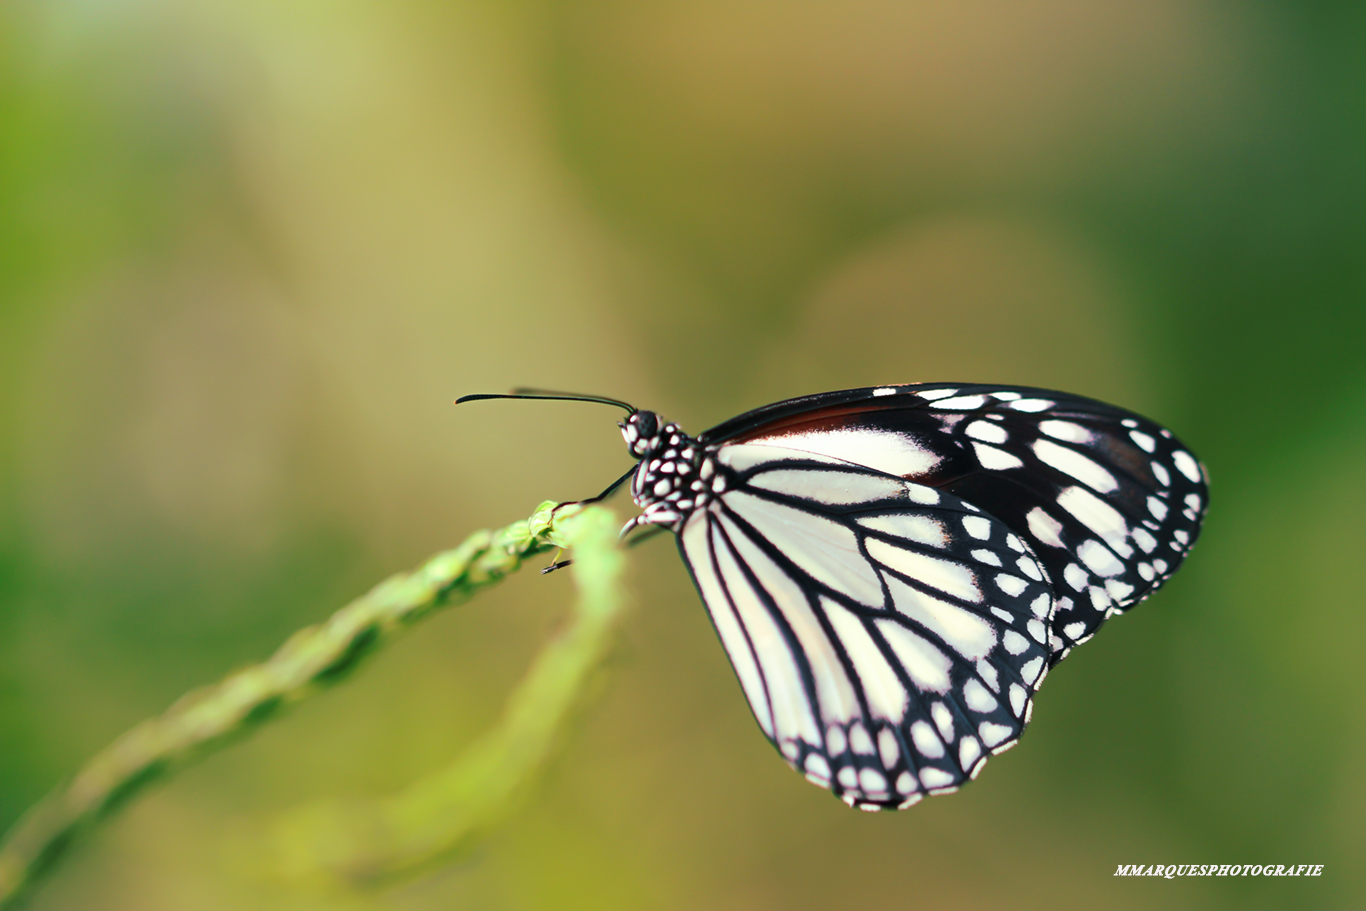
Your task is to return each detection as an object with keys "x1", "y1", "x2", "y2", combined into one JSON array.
[{"x1": 635, "y1": 411, "x2": 659, "y2": 439}]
